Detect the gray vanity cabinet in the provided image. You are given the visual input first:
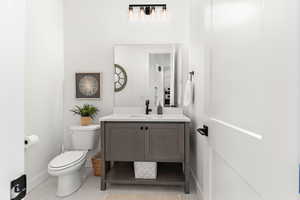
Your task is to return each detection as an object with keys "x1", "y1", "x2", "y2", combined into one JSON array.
[
  {"x1": 145, "y1": 123, "x2": 184, "y2": 162},
  {"x1": 105, "y1": 123, "x2": 184, "y2": 162},
  {"x1": 101, "y1": 121, "x2": 190, "y2": 194}
]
